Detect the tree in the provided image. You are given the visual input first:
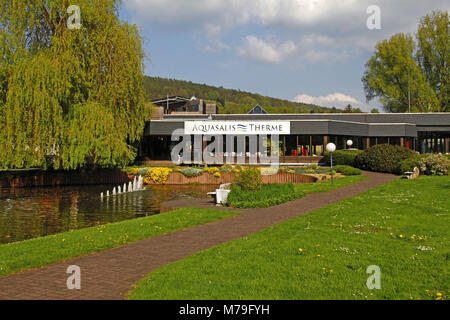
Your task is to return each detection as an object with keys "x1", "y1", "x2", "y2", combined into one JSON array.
[
  {"x1": 0, "y1": 0, "x2": 148, "y2": 170},
  {"x1": 344, "y1": 104, "x2": 353, "y2": 113},
  {"x1": 362, "y1": 33, "x2": 438, "y2": 113},
  {"x1": 416, "y1": 11, "x2": 449, "y2": 112},
  {"x1": 371, "y1": 108, "x2": 380, "y2": 114}
]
